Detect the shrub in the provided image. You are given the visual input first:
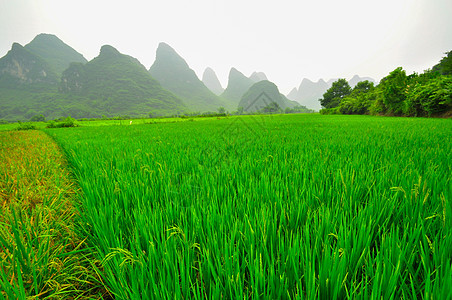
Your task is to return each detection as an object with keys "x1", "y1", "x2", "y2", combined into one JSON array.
[
  {"x1": 16, "y1": 122, "x2": 36, "y2": 130},
  {"x1": 30, "y1": 114, "x2": 46, "y2": 122},
  {"x1": 47, "y1": 116, "x2": 78, "y2": 128},
  {"x1": 406, "y1": 76, "x2": 452, "y2": 116}
]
